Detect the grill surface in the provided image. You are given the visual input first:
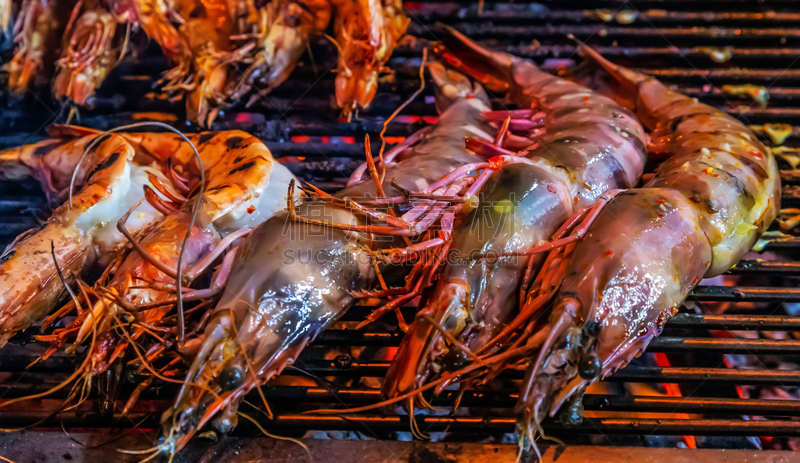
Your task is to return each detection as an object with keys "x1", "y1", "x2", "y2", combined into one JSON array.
[{"x1": 2, "y1": 0, "x2": 800, "y2": 459}]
